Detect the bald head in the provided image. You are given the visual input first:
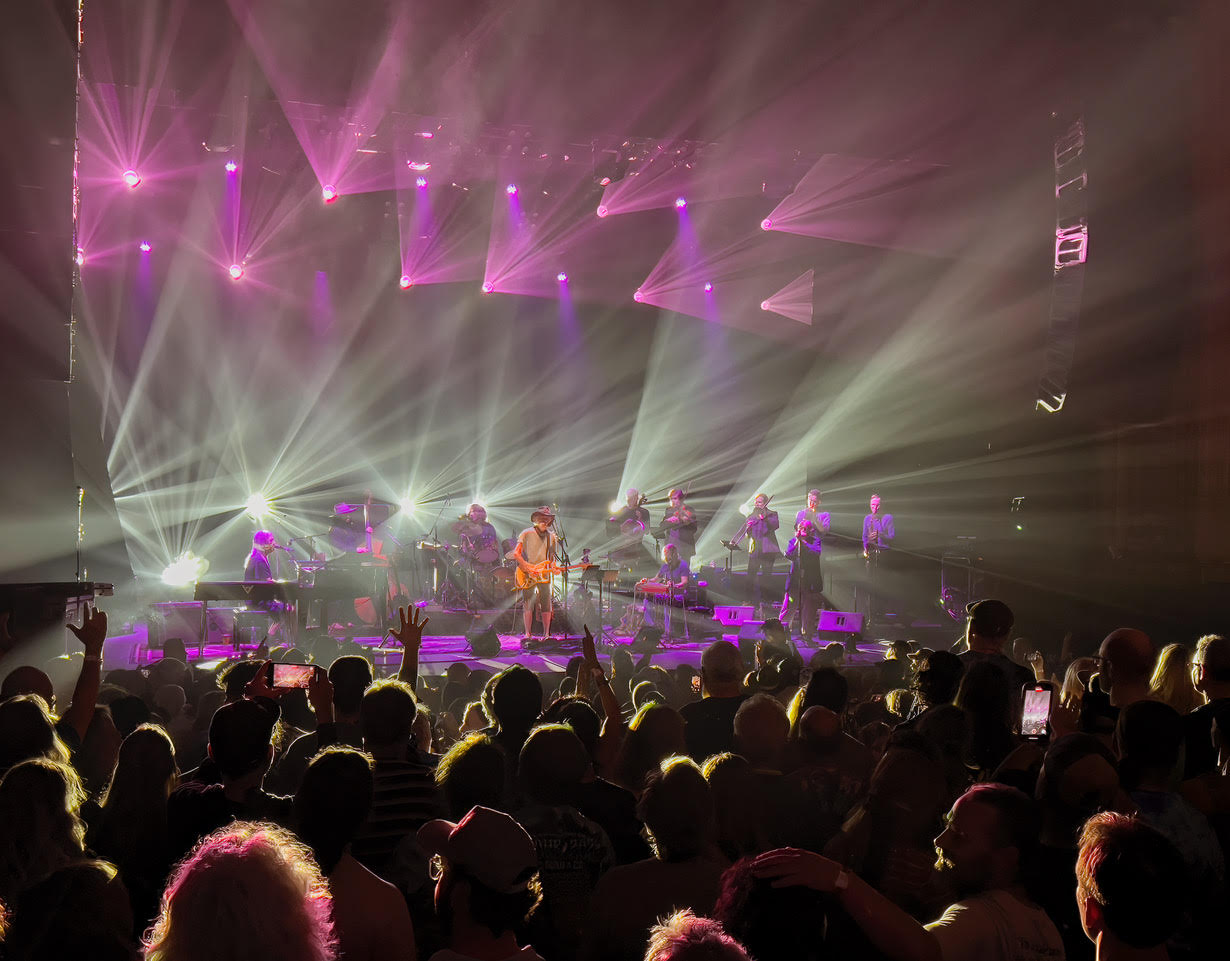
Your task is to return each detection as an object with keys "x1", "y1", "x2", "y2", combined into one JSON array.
[
  {"x1": 1099, "y1": 629, "x2": 1156, "y2": 690},
  {"x1": 701, "y1": 641, "x2": 744, "y2": 696},
  {"x1": 798, "y1": 706, "x2": 842, "y2": 754},
  {"x1": 733, "y1": 694, "x2": 789, "y2": 768}
]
